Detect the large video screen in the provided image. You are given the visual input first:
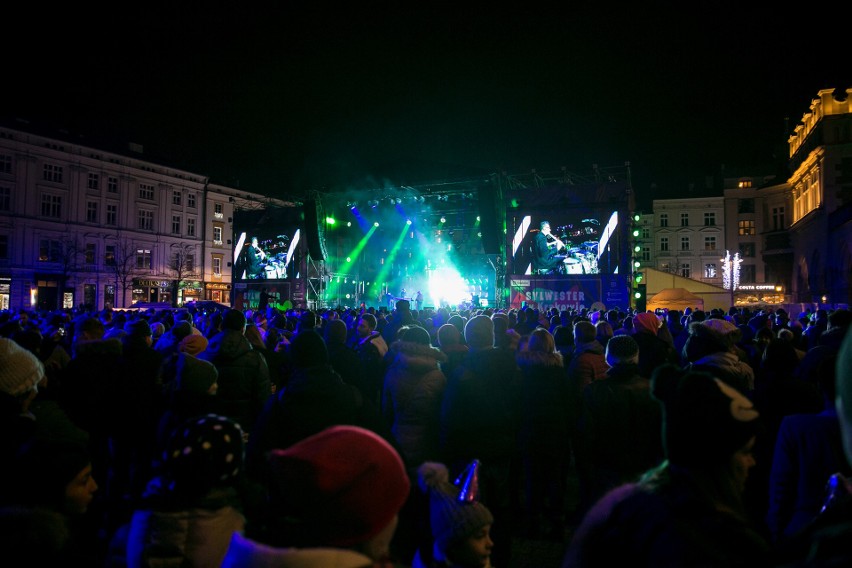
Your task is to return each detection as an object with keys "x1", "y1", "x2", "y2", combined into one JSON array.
[
  {"x1": 232, "y1": 207, "x2": 304, "y2": 282},
  {"x1": 508, "y1": 207, "x2": 625, "y2": 276}
]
